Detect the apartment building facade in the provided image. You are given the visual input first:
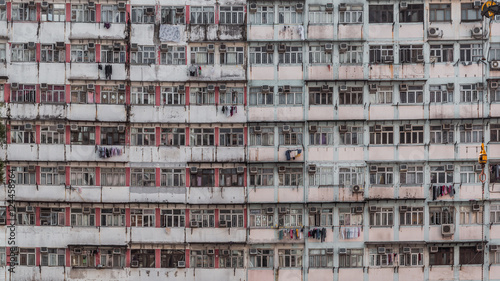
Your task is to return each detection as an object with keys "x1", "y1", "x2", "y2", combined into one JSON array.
[{"x1": 0, "y1": 0, "x2": 500, "y2": 280}]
